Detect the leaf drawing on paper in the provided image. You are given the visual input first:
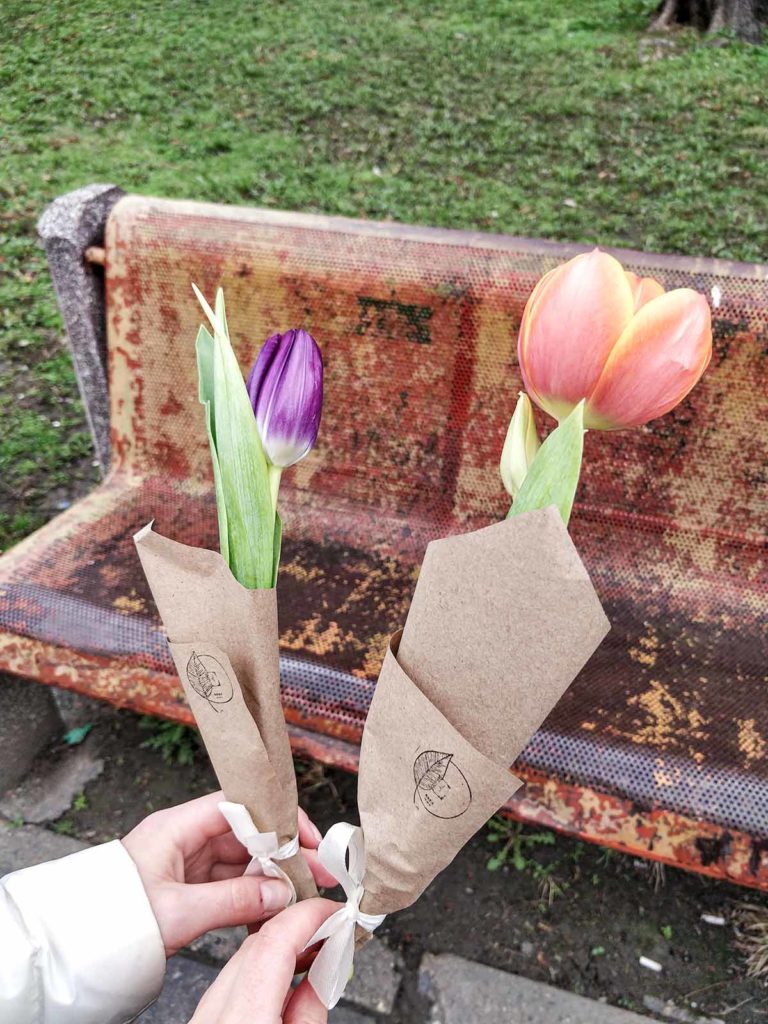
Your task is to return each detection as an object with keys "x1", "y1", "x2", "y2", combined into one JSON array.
[
  {"x1": 413, "y1": 749, "x2": 472, "y2": 819},
  {"x1": 187, "y1": 651, "x2": 212, "y2": 697},
  {"x1": 186, "y1": 655, "x2": 210, "y2": 696},
  {"x1": 185, "y1": 651, "x2": 234, "y2": 711},
  {"x1": 414, "y1": 750, "x2": 453, "y2": 792}
]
